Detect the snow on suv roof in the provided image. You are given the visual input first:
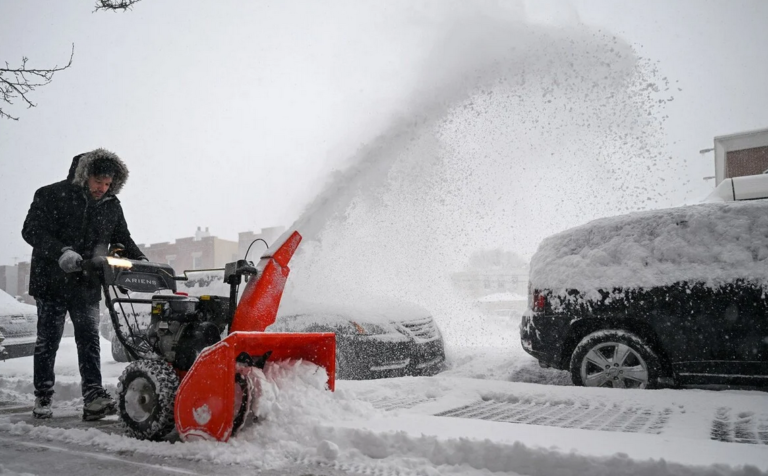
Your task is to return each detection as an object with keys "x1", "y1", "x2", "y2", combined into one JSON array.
[{"x1": 529, "y1": 199, "x2": 768, "y2": 293}]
